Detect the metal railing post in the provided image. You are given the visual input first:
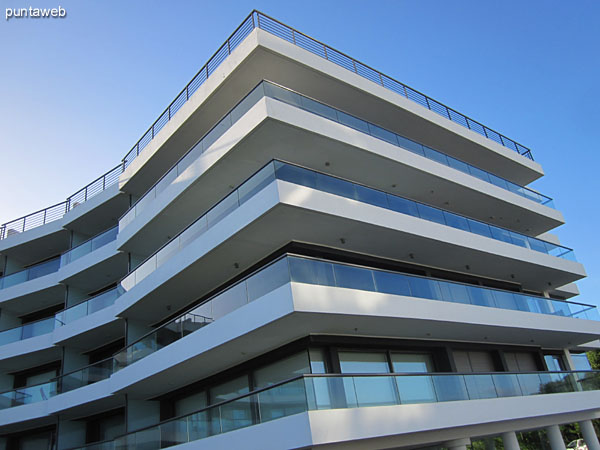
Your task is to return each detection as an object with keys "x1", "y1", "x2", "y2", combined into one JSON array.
[{"x1": 43, "y1": 209, "x2": 47, "y2": 225}]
